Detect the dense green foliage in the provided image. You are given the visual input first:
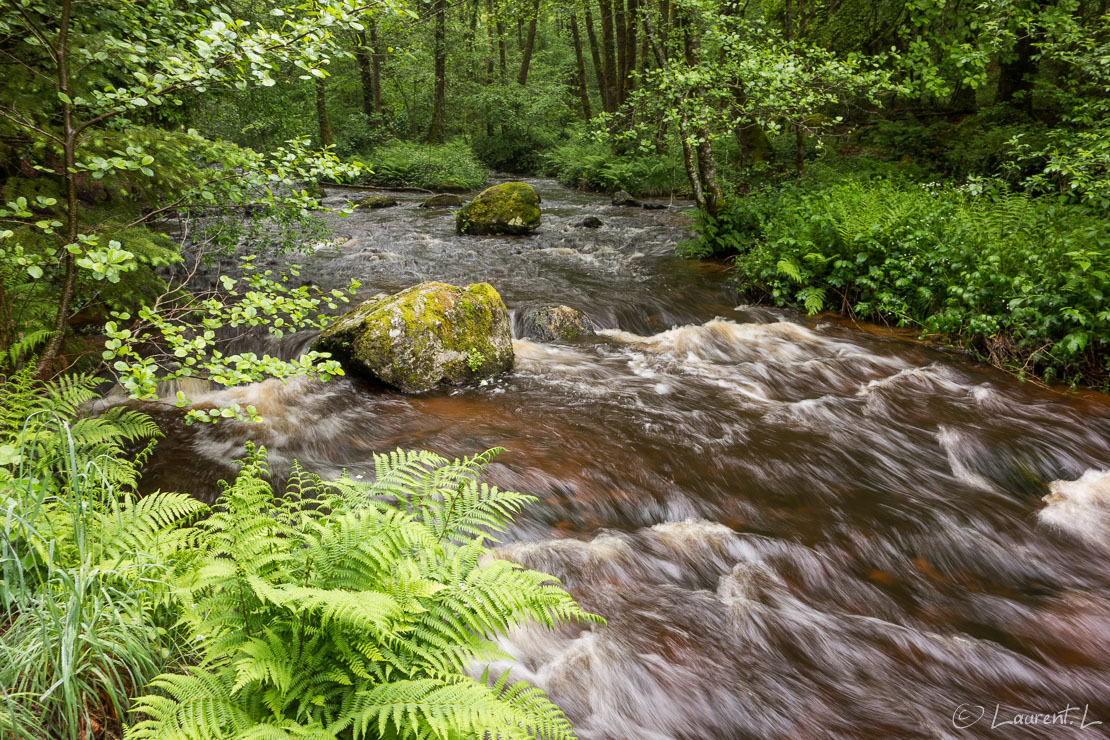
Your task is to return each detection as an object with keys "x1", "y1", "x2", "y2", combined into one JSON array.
[
  {"x1": 129, "y1": 445, "x2": 596, "y2": 739},
  {"x1": 360, "y1": 140, "x2": 489, "y2": 191},
  {"x1": 0, "y1": 373, "x2": 599, "y2": 739},
  {"x1": 540, "y1": 140, "x2": 687, "y2": 196},
  {"x1": 700, "y1": 177, "x2": 1110, "y2": 385},
  {"x1": 0, "y1": 368, "x2": 202, "y2": 740}
]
